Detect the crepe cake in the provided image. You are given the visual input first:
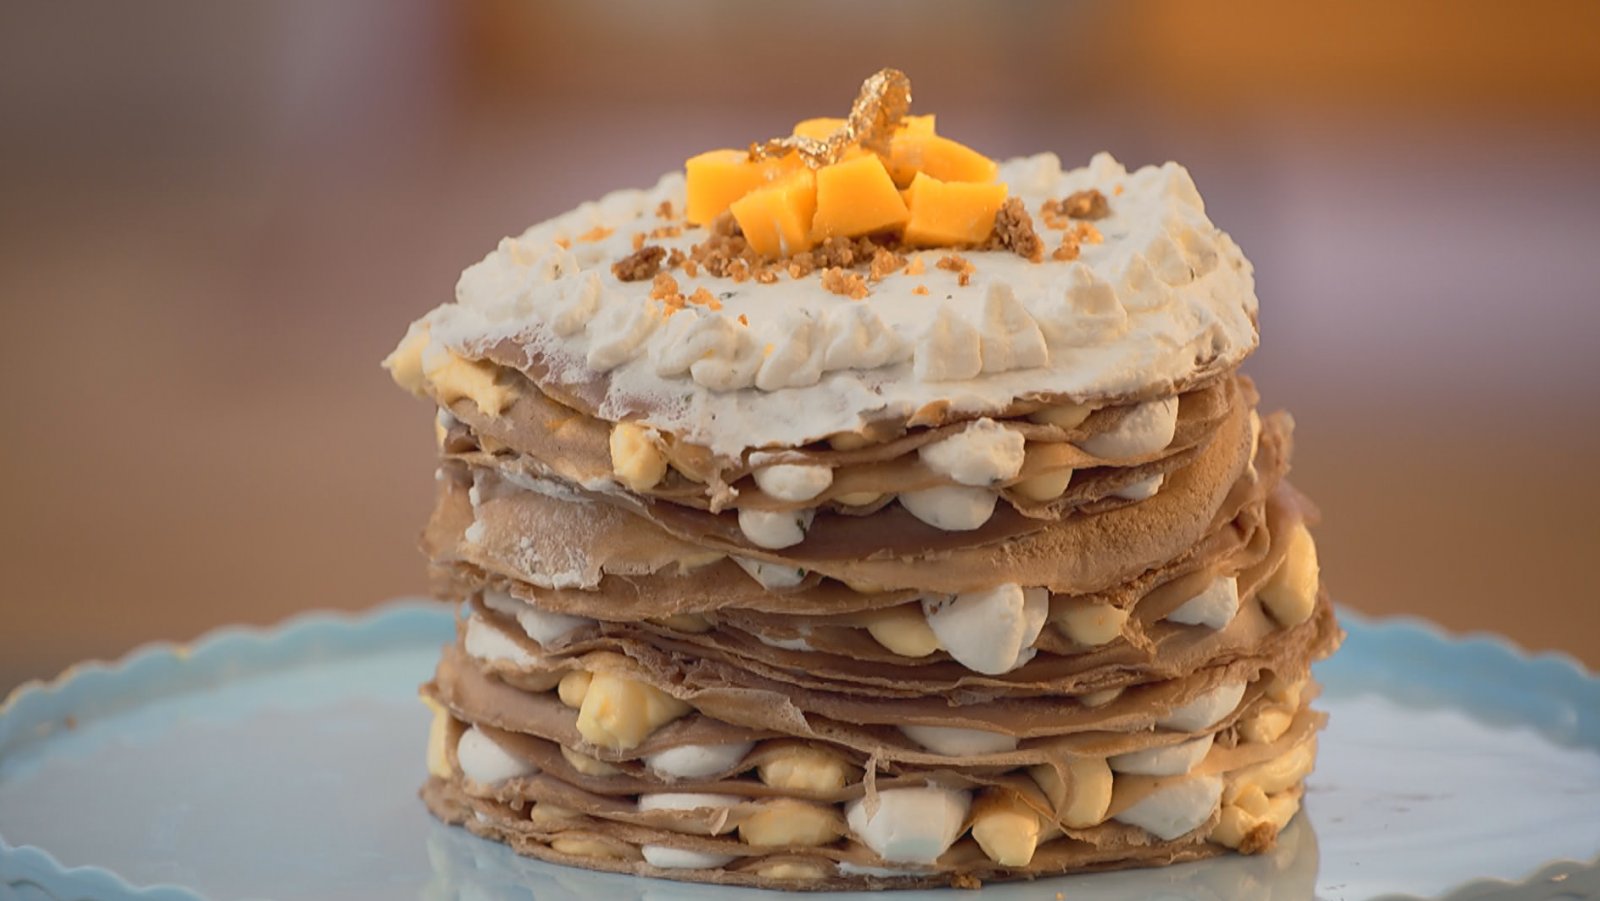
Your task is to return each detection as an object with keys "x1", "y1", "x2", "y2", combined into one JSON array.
[{"x1": 383, "y1": 70, "x2": 1341, "y2": 889}]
